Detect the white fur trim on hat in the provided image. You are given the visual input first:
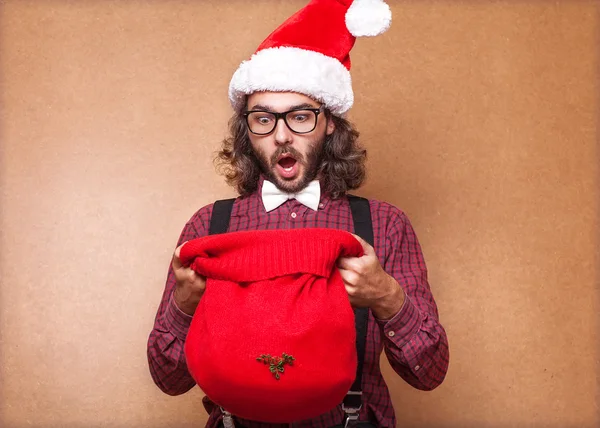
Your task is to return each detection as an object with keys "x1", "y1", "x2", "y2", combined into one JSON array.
[
  {"x1": 346, "y1": 0, "x2": 392, "y2": 37},
  {"x1": 228, "y1": 47, "x2": 354, "y2": 115}
]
